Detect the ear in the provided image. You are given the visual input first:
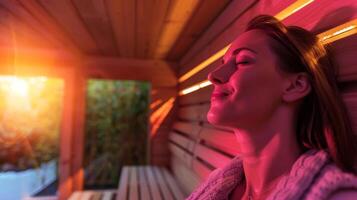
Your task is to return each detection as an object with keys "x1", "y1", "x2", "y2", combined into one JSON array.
[{"x1": 282, "y1": 73, "x2": 311, "y2": 102}]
